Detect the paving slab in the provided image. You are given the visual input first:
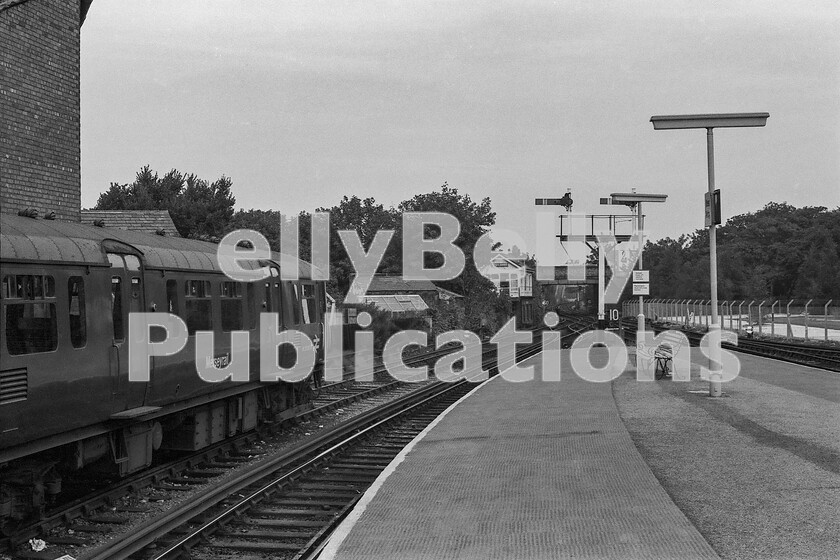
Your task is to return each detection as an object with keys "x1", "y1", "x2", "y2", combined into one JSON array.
[{"x1": 322, "y1": 350, "x2": 719, "y2": 560}]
